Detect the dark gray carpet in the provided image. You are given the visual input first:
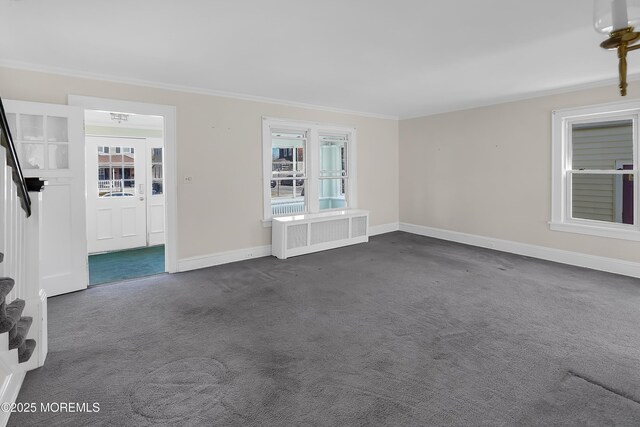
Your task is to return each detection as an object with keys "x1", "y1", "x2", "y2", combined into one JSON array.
[{"x1": 9, "y1": 232, "x2": 640, "y2": 426}]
